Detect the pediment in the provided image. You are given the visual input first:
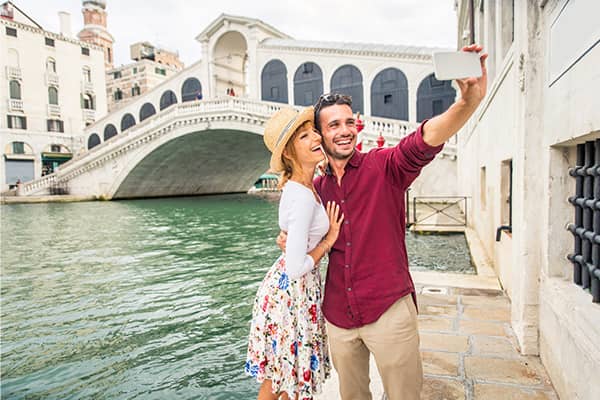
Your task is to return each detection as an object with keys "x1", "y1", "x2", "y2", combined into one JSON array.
[{"x1": 195, "y1": 13, "x2": 291, "y2": 43}]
